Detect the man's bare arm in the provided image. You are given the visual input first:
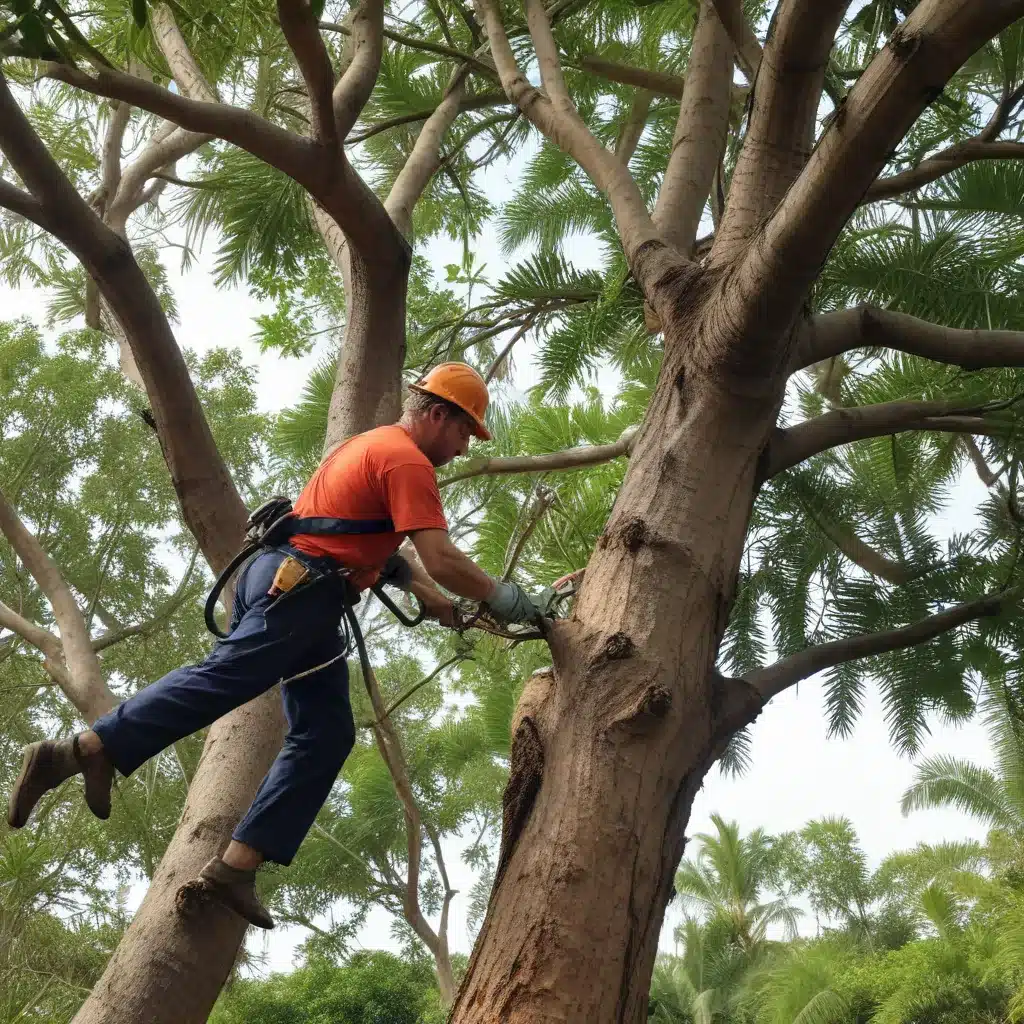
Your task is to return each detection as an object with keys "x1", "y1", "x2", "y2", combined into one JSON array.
[{"x1": 408, "y1": 529, "x2": 496, "y2": 602}]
